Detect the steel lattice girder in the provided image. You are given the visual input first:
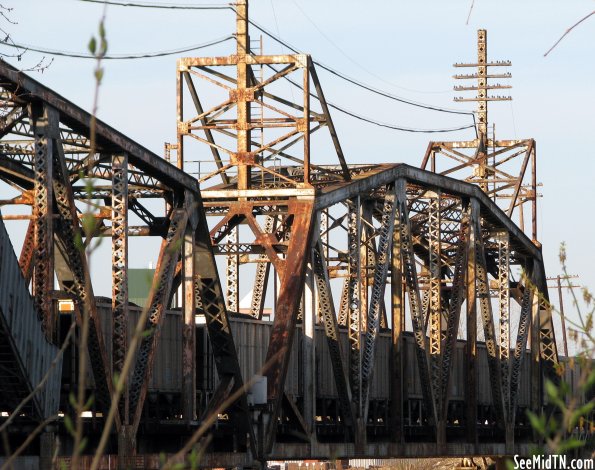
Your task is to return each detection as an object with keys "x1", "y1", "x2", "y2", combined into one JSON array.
[{"x1": 0, "y1": 53, "x2": 564, "y2": 460}]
